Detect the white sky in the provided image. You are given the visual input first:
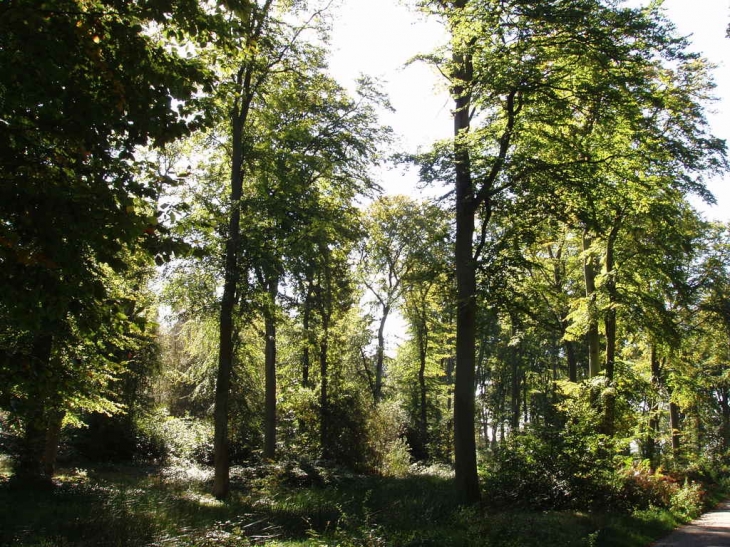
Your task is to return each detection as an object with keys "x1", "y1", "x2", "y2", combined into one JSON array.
[{"x1": 328, "y1": 0, "x2": 730, "y2": 221}]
